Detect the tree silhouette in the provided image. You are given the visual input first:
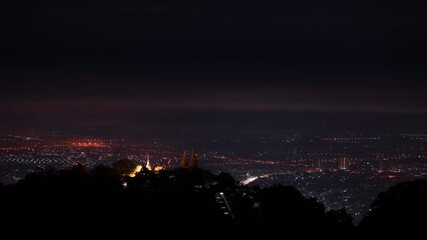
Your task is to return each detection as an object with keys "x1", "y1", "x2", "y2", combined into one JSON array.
[
  {"x1": 257, "y1": 185, "x2": 326, "y2": 226},
  {"x1": 217, "y1": 172, "x2": 238, "y2": 189},
  {"x1": 359, "y1": 179, "x2": 427, "y2": 229},
  {"x1": 112, "y1": 158, "x2": 136, "y2": 175},
  {"x1": 0, "y1": 162, "x2": 361, "y2": 233},
  {"x1": 325, "y1": 209, "x2": 353, "y2": 227}
]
